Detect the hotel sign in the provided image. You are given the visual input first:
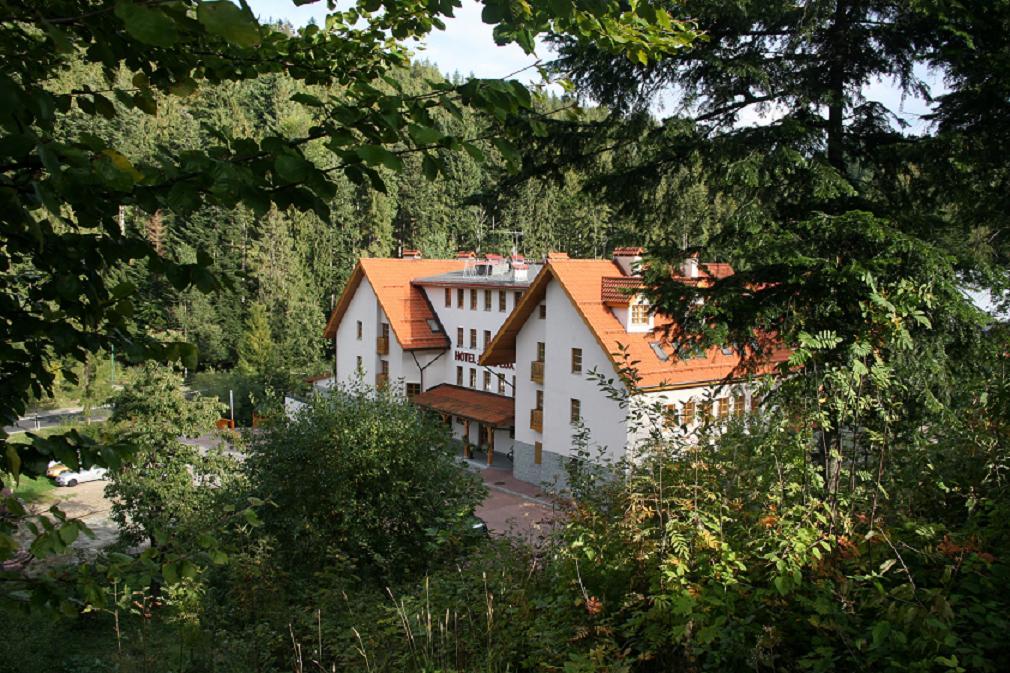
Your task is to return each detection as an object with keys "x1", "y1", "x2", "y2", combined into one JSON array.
[{"x1": 454, "y1": 350, "x2": 513, "y2": 369}]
